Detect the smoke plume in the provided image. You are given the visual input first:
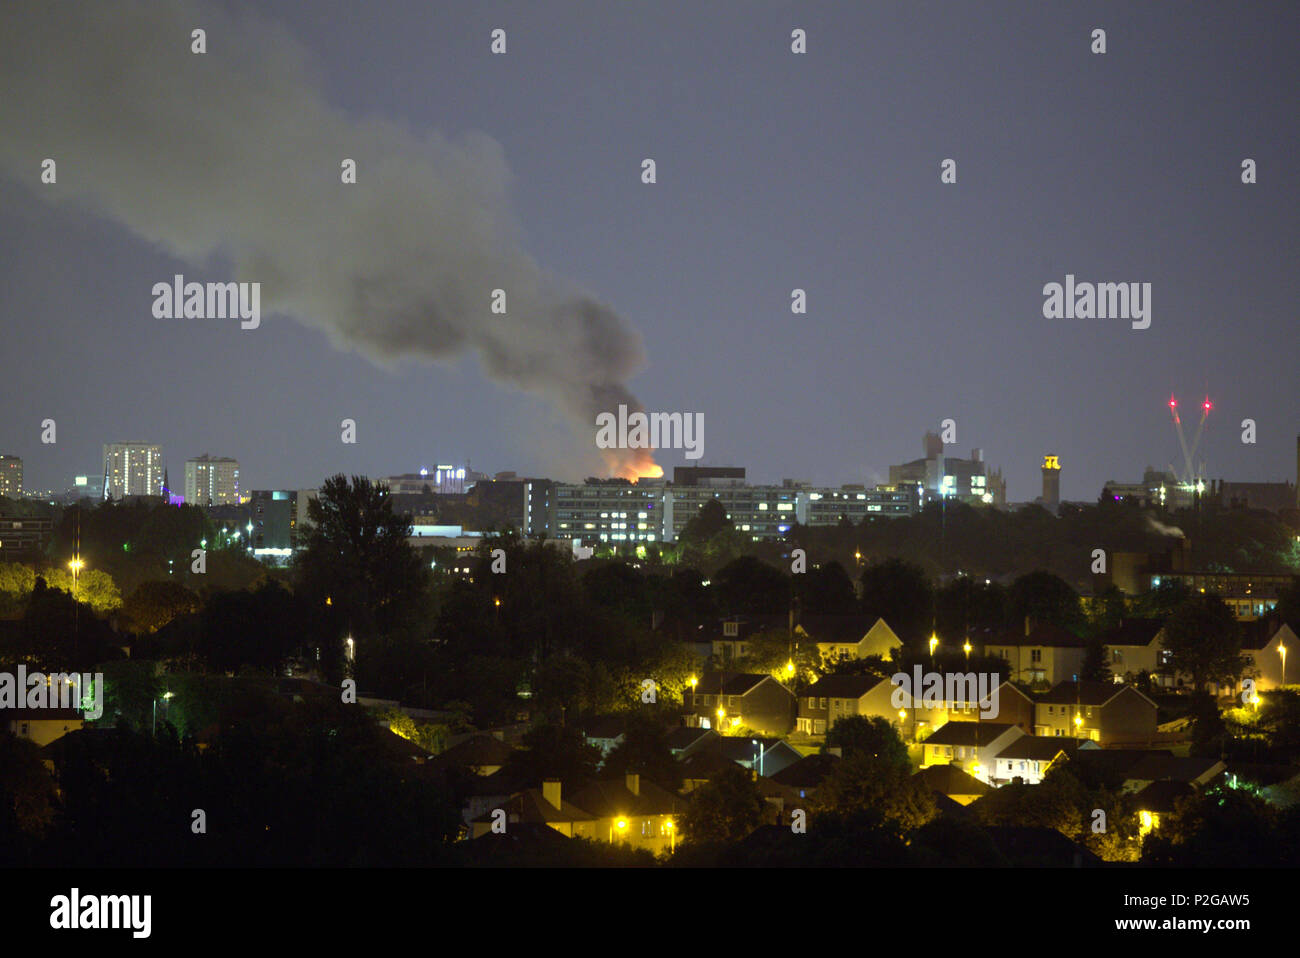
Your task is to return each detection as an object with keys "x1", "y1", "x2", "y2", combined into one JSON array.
[{"x1": 0, "y1": 1, "x2": 658, "y2": 478}]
